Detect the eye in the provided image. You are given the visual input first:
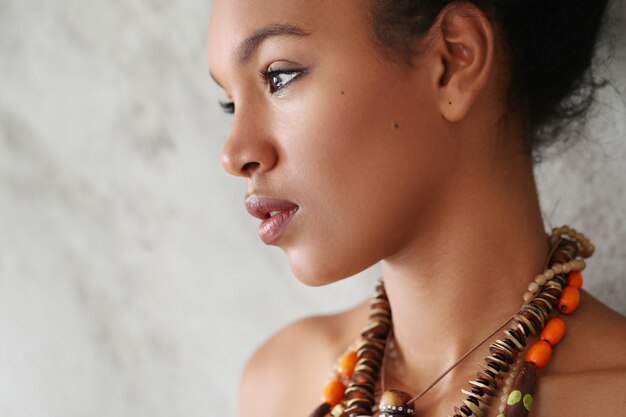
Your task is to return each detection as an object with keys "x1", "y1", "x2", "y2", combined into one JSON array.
[
  {"x1": 260, "y1": 67, "x2": 305, "y2": 94},
  {"x1": 219, "y1": 99, "x2": 235, "y2": 114}
]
